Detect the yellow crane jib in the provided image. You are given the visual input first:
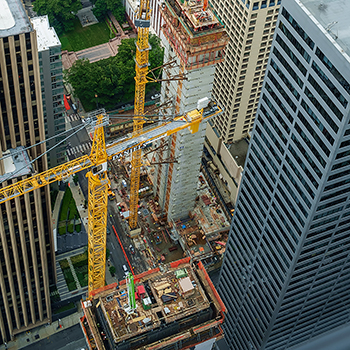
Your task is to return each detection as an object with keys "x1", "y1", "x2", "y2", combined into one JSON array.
[{"x1": 0, "y1": 102, "x2": 223, "y2": 296}]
